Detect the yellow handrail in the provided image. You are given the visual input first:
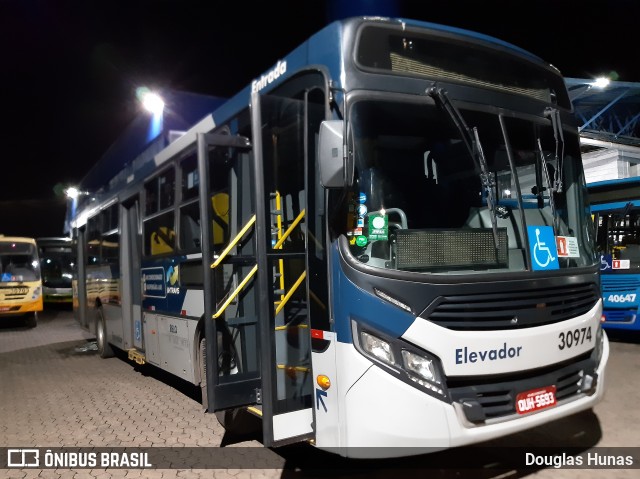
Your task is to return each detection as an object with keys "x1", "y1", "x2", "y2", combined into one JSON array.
[
  {"x1": 274, "y1": 323, "x2": 308, "y2": 331},
  {"x1": 274, "y1": 192, "x2": 285, "y2": 302},
  {"x1": 274, "y1": 271, "x2": 306, "y2": 315},
  {"x1": 273, "y1": 209, "x2": 305, "y2": 250},
  {"x1": 210, "y1": 215, "x2": 256, "y2": 269},
  {"x1": 212, "y1": 265, "x2": 258, "y2": 319}
]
